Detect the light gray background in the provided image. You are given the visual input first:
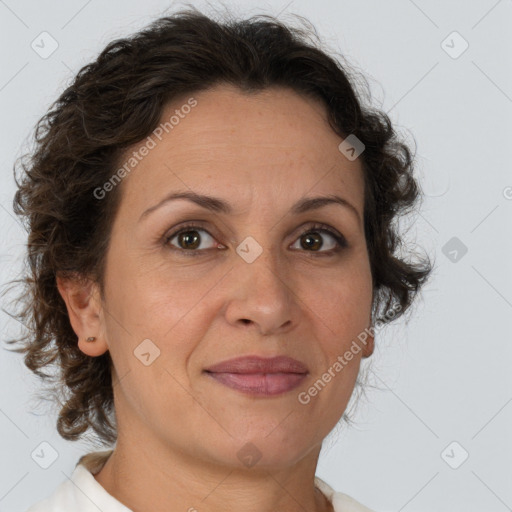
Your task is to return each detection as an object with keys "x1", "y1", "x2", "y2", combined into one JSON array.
[{"x1": 1, "y1": 1, "x2": 511, "y2": 511}]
